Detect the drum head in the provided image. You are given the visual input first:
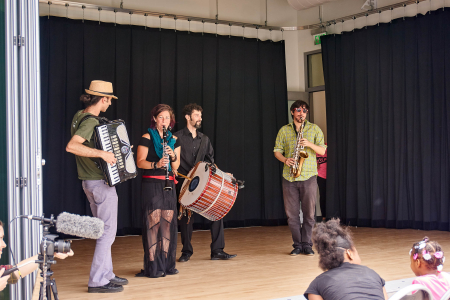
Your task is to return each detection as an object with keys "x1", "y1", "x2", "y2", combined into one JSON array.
[{"x1": 180, "y1": 162, "x2": 209, "y2": 206}]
